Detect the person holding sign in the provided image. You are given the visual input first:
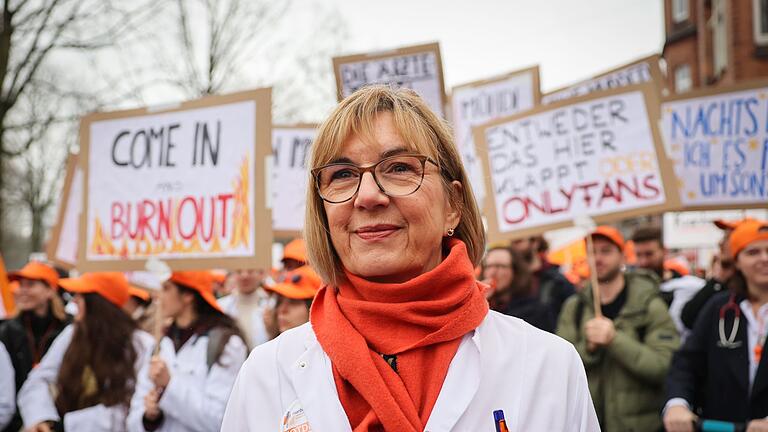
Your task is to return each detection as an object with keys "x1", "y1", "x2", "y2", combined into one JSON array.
[
  {"x1": 128, "y1": 271, "x2": 247, "y2": 432},
  {"x1": 664, "y1": 219, "x2": 768, "y2": 432},
  {"x1": 222, "y1": 85, "x2": 598, "y2": 431},
  {"x1": 17, "y1": 272, "x2": 154, "y2": 432},
  {"x1": 557, "y1": 226, "x2": 679, "y2": 432},
  {"x1": 0, "y1": 262, "x2": 70, "y2": 432}
]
